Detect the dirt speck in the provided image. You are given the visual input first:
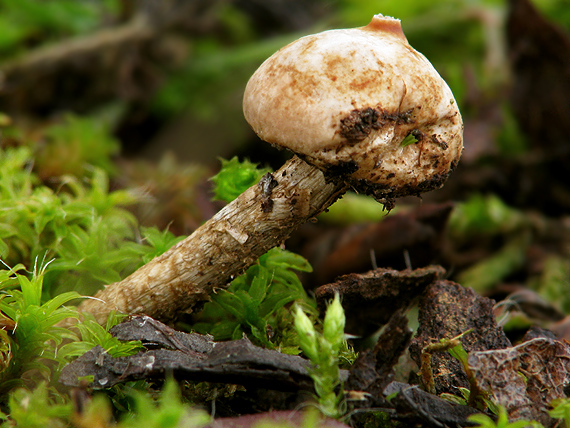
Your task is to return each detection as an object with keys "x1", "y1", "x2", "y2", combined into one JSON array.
[{"x1": 339, "y1": 107, "x2": 383, "y2": 143}]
